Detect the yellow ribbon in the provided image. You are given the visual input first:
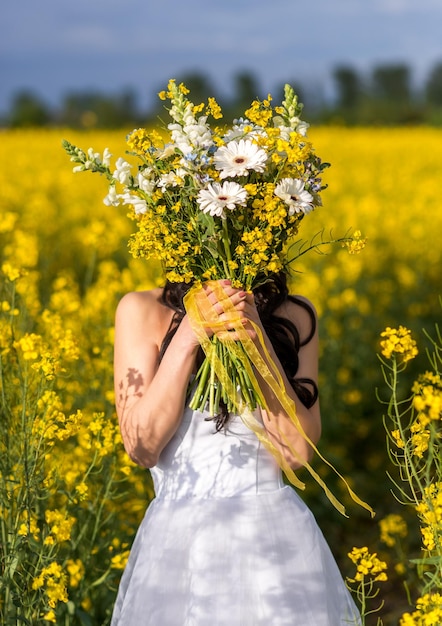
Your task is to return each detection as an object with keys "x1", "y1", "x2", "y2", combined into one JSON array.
[{"x1": 184, "y1": 281, "x2": 374, "y2": 518}]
